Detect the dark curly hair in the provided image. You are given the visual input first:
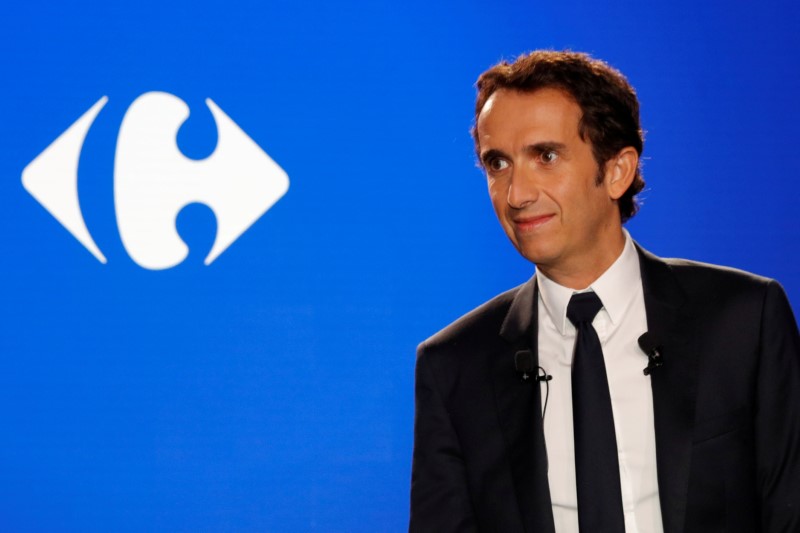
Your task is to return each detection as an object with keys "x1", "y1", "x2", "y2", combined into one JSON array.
[{"x1": 473, "y1": 50, "x2": 645, "y2": 222}]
